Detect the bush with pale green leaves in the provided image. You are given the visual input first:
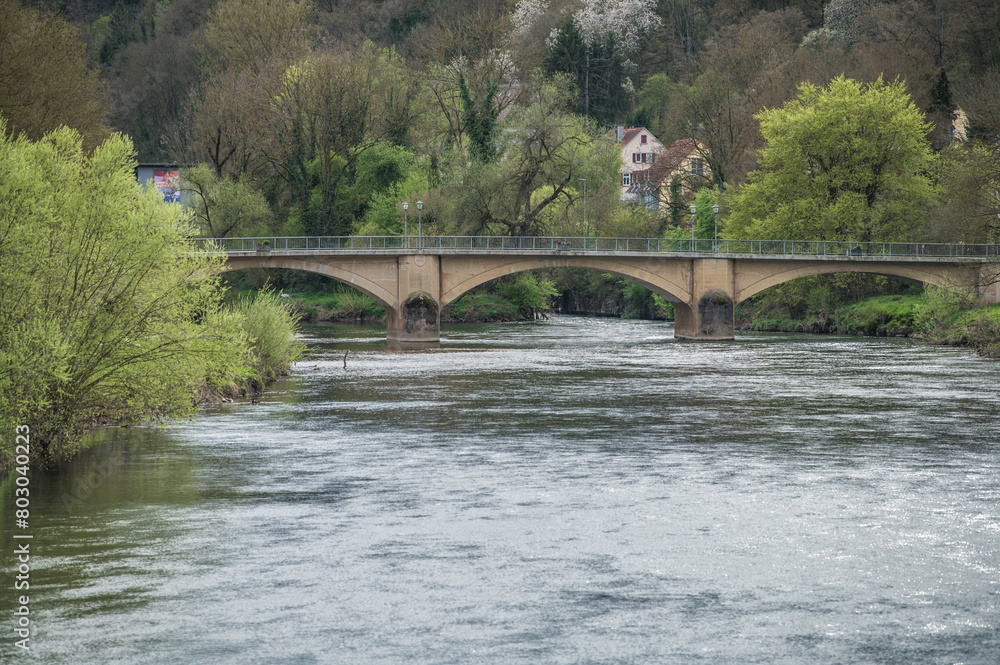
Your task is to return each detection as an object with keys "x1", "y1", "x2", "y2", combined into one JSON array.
[{"x1": 0, "y1": 122, "x2": 301, "y2": 469}]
